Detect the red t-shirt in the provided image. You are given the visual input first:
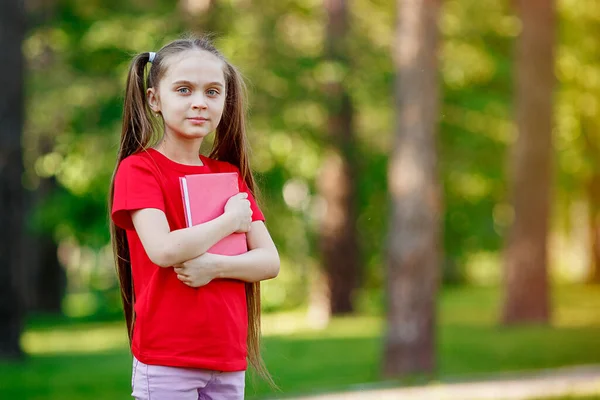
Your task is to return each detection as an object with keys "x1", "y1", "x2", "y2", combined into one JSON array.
[{"x1": 111, "y1": 148, "x2": 264, "y2": 371}]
